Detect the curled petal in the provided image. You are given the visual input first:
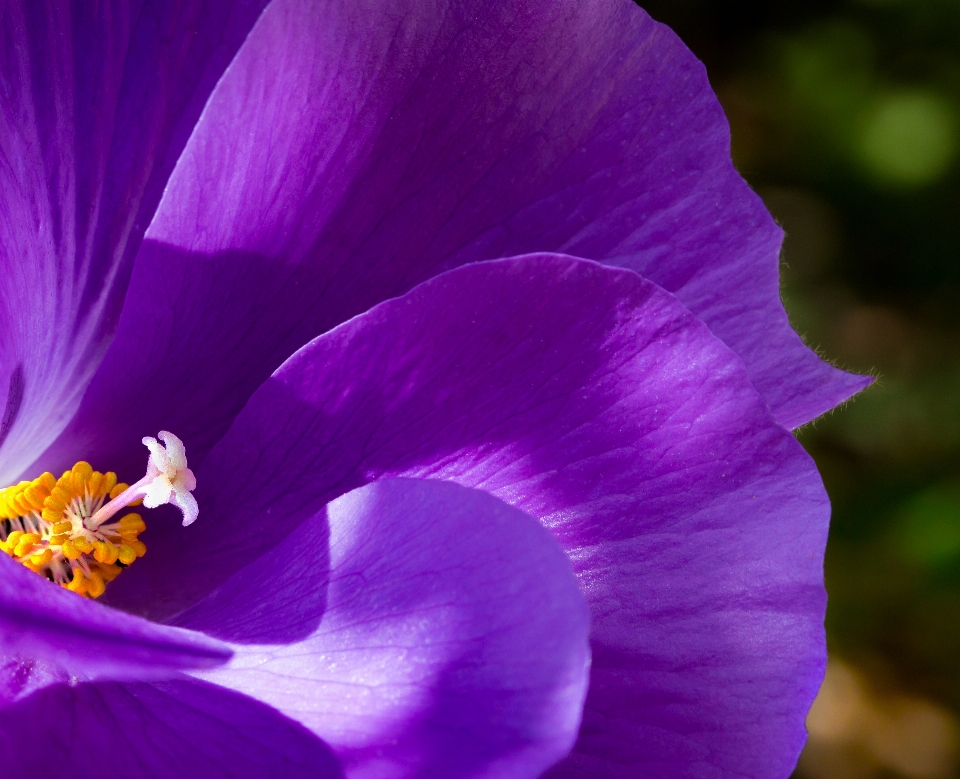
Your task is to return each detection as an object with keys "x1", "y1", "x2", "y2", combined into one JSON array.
[
  {"x1": 177, "y1": 478, "x2": 591, "y2": 778},
  {"x1": 34, "y1": 0, "x2": 866, "y2": 486},
  {"x1": 0, "y1": 555, "x2": 230, "y2": 684},
  {"x1": 111, "y1": 255, "x2": 829, "y2": 776}
]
